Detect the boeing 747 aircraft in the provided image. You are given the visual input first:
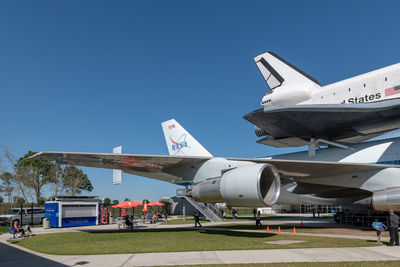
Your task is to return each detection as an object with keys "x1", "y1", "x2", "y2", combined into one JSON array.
[
  {"x1": 32, "y1": 119, "x2": 400, "y2": 212},
  {"x1": 244, "y1": 52, "x2": 400, "y2": 148}
]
